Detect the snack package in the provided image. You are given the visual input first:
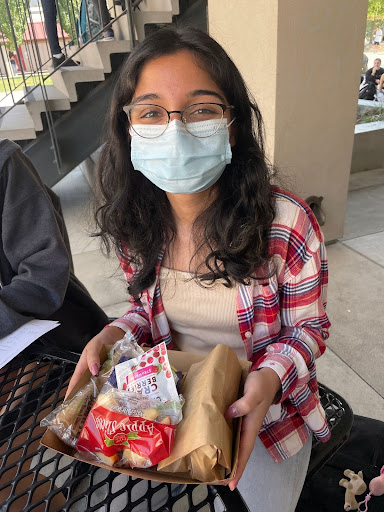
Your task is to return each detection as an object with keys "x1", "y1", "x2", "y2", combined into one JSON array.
[
  {"x1": 76, "y1": 343, "x2": 184, "y2": 468},
  {"x1": 41, "y1": 334, "x2": 144, "y2": 447},
  {"x1": 76, "y1": 385, "x2": 181, "y2": 468},
  {"x1": 114, "y1": 342, "x2": 180, "y2": 402}
]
